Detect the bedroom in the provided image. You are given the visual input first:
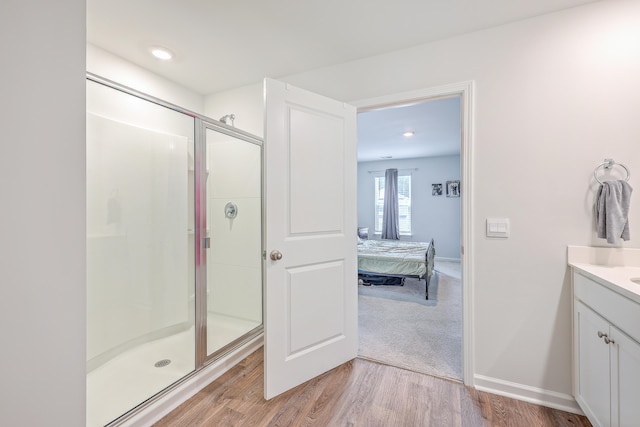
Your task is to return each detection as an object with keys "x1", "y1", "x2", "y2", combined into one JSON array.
[{"x1": 356, "y1": 96, "x2": 463, "y2": 381}]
